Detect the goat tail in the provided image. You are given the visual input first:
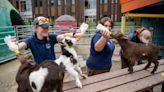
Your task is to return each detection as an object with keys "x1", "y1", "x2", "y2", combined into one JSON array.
[{"x1": 158, "y1": 46, "x2": 164, "y2": 50}]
